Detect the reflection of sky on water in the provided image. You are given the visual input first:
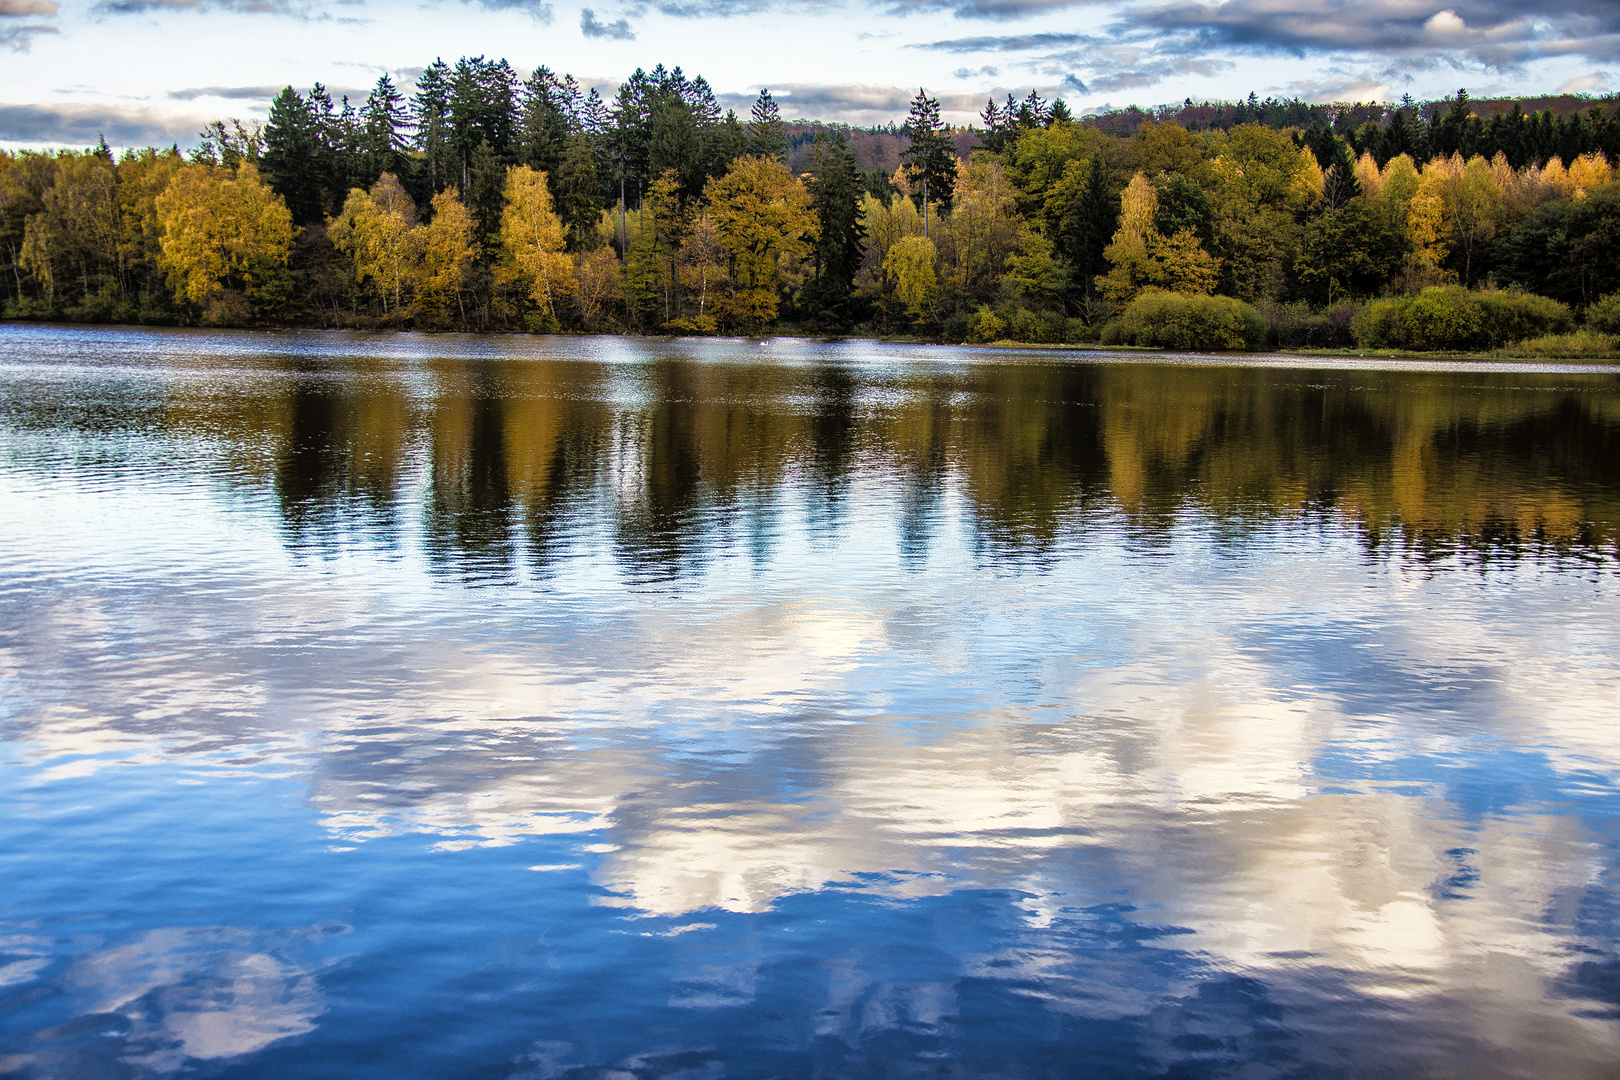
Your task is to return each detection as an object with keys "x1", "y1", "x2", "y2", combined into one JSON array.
[{"x1": 0, "y1": 325, "x2": 1618, "y2": 1078}]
